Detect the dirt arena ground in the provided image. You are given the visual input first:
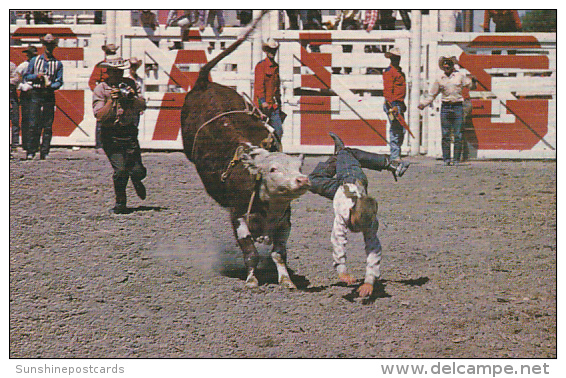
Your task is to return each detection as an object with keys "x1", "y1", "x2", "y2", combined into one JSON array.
[{"x1": 9, "y1": 148, "x2": 556, "y2": 358}]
